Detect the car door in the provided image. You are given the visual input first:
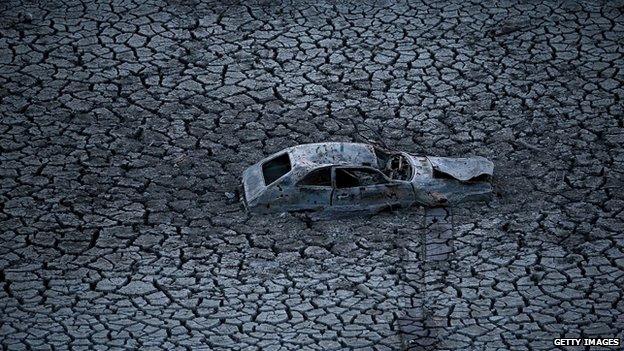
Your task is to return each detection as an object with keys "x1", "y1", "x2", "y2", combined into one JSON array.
[
  {"x1": 331, "y1": 166, "x2": 414, "y2": 211},
  {"x1": 291, "y1": 166, "x2": 334, "y2": 211}
]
